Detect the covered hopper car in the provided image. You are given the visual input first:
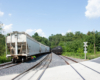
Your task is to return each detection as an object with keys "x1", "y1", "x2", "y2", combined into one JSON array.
[
  {"x1": 52, "y1": 46, "x2": 62, "y2": 55},
  {"x1": 6, "y1": 31, "x2": 50, "y2": 62}
]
